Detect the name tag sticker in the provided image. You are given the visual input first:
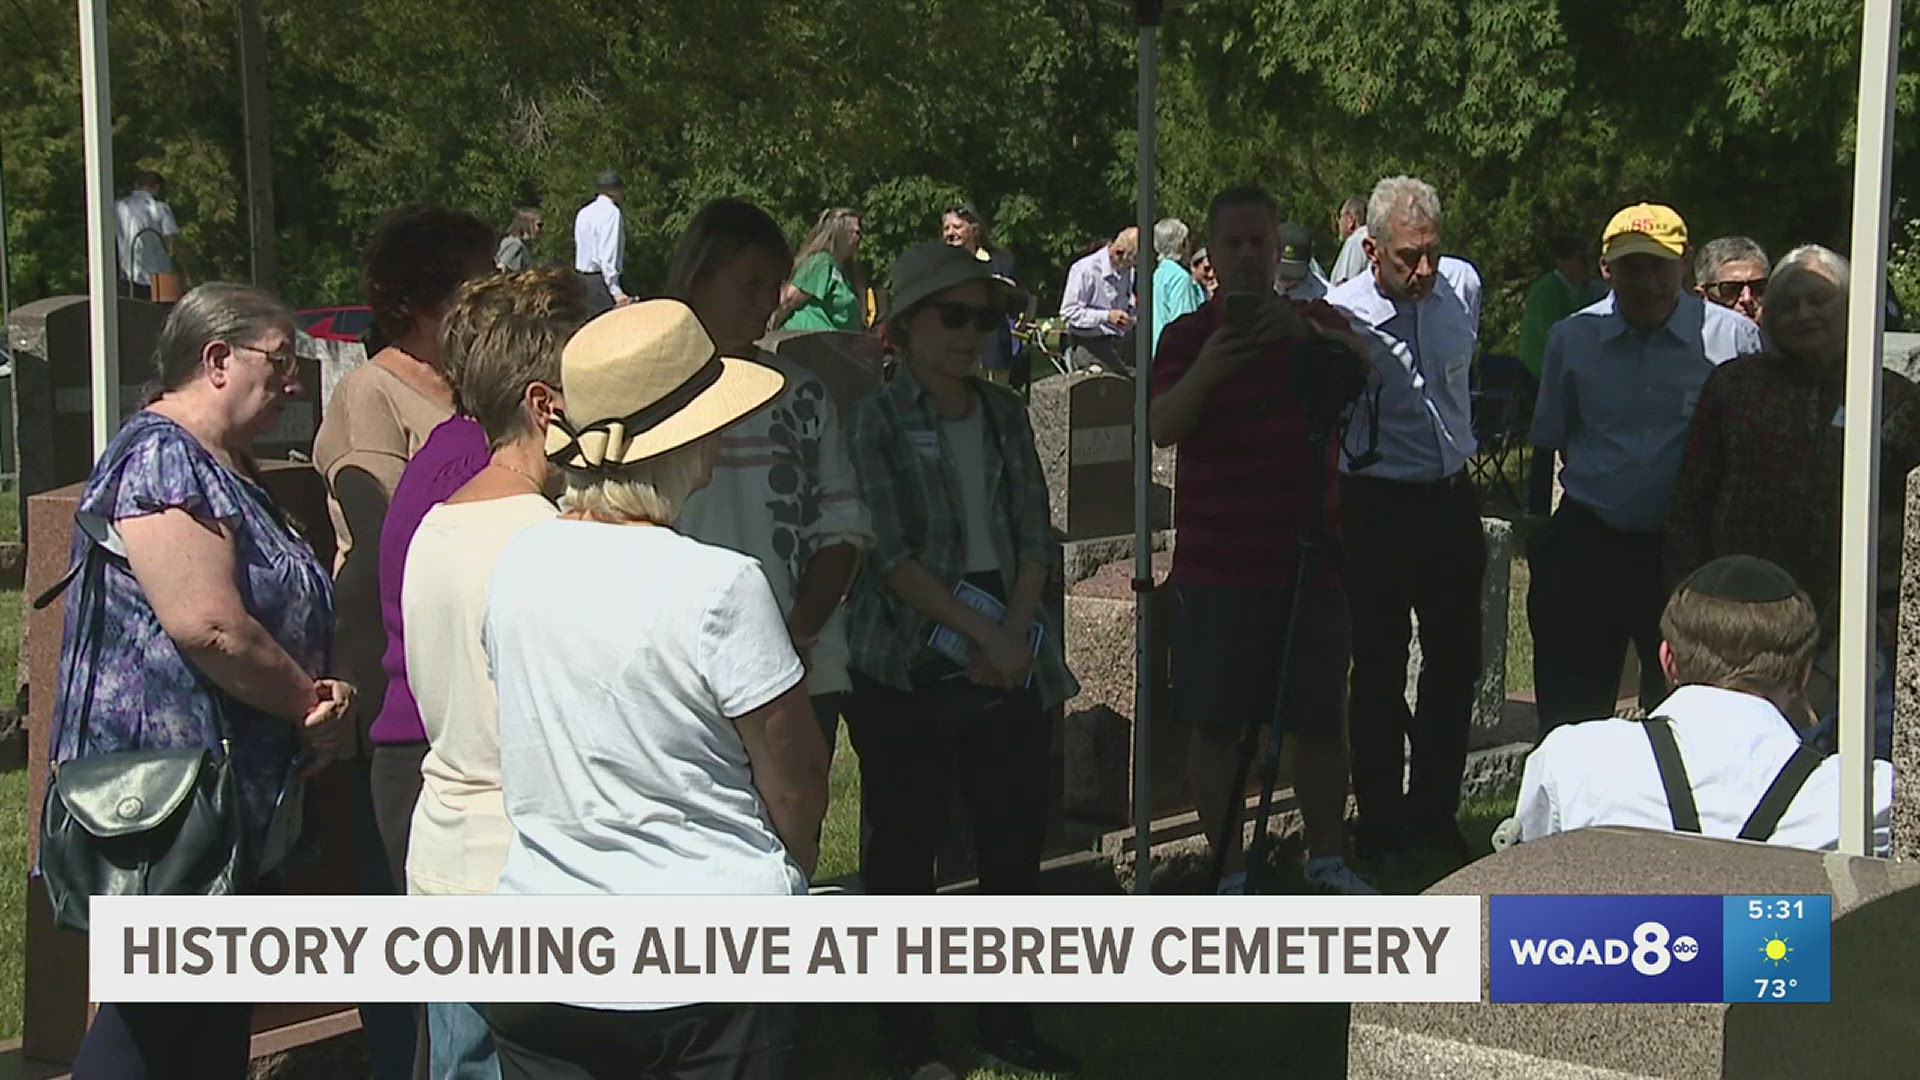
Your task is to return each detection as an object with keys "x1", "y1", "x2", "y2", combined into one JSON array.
[
  {"x1": 907, "y1": 430, "x2": 940, "y2": 459},
  {"x1": 1833, "y1": 406, "x2": 1847, "y2": 429}
]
